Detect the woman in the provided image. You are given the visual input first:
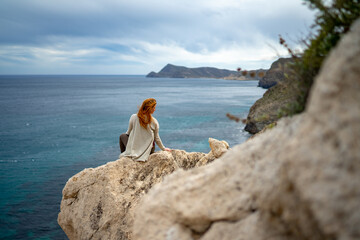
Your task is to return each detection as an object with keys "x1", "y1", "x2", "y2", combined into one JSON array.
[{"x1": 119, "y1": 98, "x2": 171, "y2": 161}]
